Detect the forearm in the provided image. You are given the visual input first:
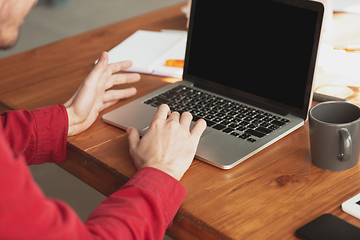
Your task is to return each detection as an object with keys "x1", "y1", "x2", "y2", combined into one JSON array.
[
  {"x1": 0, "y1": 154, "x2": 185, "y2": 240},
  {"x1": 86, "y1": 167, "x2": 186, "y2": 240},
  {"x1": 0, "y1": 104, "x2": 68, "y2": 165}
]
